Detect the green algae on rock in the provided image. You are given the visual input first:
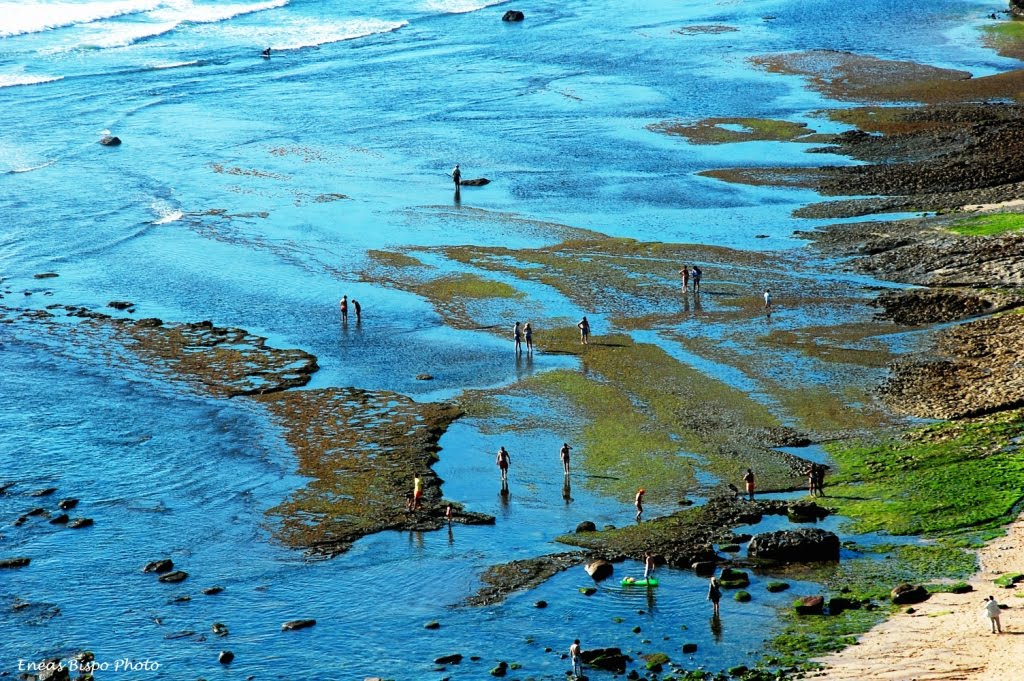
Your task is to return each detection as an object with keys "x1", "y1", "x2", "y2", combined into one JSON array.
[
  {"x1": 648, "y1": 117, "x2": 817, "y2": 145},
  {"x1": 257, "y1": 387, "x2": 493, "y2": 556},
  {"x1": 822, "y1": 409, "x2": 1024, "y2": 536},
  {"x1": 463, "y1": 552, "x2": 587, "y2": 606}
]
